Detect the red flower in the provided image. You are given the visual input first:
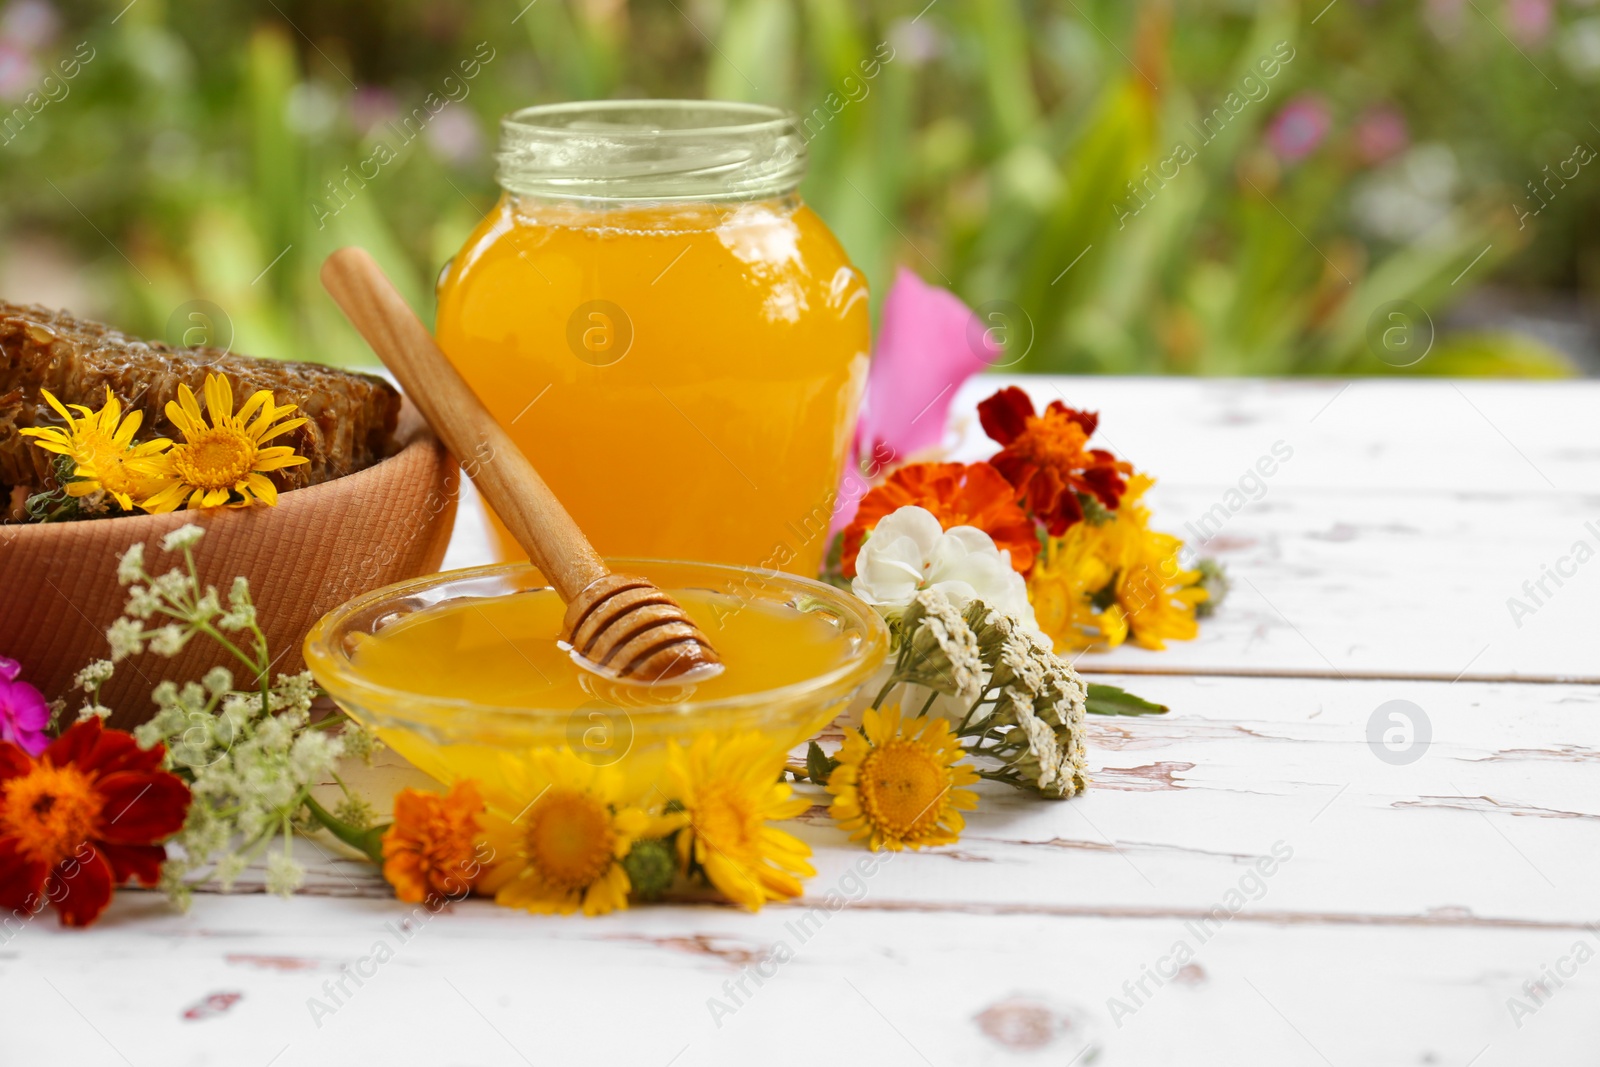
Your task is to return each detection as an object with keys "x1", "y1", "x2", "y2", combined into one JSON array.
[
  {"x1": 841, "y1": 461, "x2": 1039, "y2": 576},
  {"x1": 0, "y1": 717, "x2": 191, "y2": 927},
  {"x1": 977, "y1": 386, "x2": 1131, "y2": 536}
]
